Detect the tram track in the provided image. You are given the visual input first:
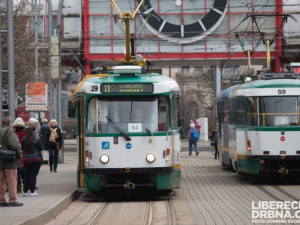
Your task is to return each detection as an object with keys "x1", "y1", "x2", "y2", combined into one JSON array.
[
  {"x1": 87, "y1": 202, "x2": 109, "y2": 225},
  {"x1": 271, "y1": 186, "x2": 300, "y2": 202},
  {"x1": 255, "y1": 184, "x2": 300, "y2": 203},
  {"x1": 84, "y1": 196, "x2": 177, "y2": 225}
]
